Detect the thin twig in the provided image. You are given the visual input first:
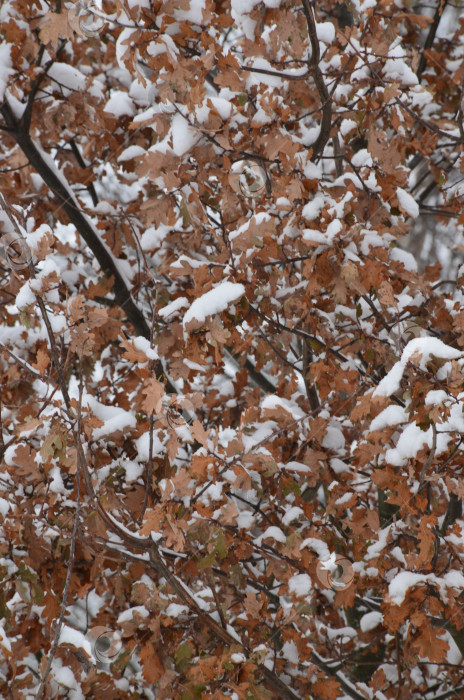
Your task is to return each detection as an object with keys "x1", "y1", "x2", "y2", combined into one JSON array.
[{"x1": 35, "y1": 366, "x2": 83, "y2": 700}]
